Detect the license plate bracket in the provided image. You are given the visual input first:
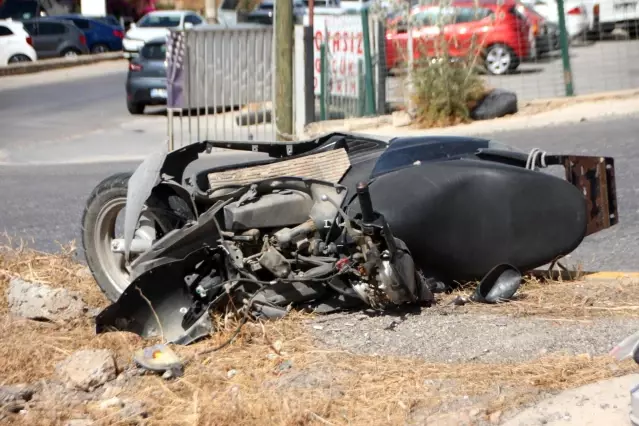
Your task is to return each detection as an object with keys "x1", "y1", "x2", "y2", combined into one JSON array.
[{"x1": 563, "y1": 155, "x2": 618, "y2": 236}]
